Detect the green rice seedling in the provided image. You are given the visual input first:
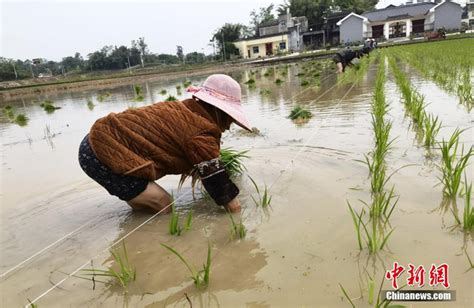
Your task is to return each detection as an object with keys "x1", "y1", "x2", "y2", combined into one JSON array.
[
  {"x1": 40, "y1": 100, "x2": 61, "y2": 113},
  {"x1": 81, "y1": 242, "x2": 136, "y2": 290},
  {"x1": 169, "y1": 203, "x2": 183, "y2": 236},
  {"x1": 259, "y1": 89, "x2": 271, "y2": 96},
  {"x1": 296, "y1": 72, "x2": 305, "y2": 77},
  {"x1": 275, "y1": 78, "x2": 283, "y2": 85},
  {"x1": 14, "y1": 114, "x2": 29, "y2": 126},
  {"x1": 161, "y1": 241, "x2": 211, "y2": 288},
  {"x1": 347, "y1": 202, "x2": 364, "y2": 250},
  {"x1": 438, "y1": 129, "x2": 474, "y2": 198},
  {"x1": 160, "y1": 89, "x2": 167, "y2": 95},
  {"x1": 300, "y1": 80, "x2": 310, "y2": 87},
  {"x1": 228, "y1": 213, "x2": 247, "y2": 239},
  {"x1": 457, "y1": 69, "x2": 473, "y2": 108},
  {"x1": 288, "y1": 106, "x2": 312, "y2": 121},
  {"x1": 133, "y1": 85, "x2": 144, "y2": 101},
  {"x1": 183, "y1": 80, "x2": 192, "y2": 88},
  {"x1": 410, "y1": 92, "x2": 425, "y2": 125},
  {"x1": 248, "y1": 176, "x2": 272, "y2": 208},
  {"x1": 176, "y1": 85, "x2": 182, "y2": 91},
  {"x1": 347, "y1": 202, "x2": 394, "y2": 253},
  {"x1": 27, "y1": 299, "x2": 38, "y2": 308},
  {"x1": 219, "y1": 148, "x2": 249, "y2": 177},
  {"x1": 465, "y1": 248, "x2": 474, "y2": 272},
  {"x1": 169, "y1": 202, "x2": 193, "y2": 236},
  {"x1": 338, "y1": 283, "x2": 356, "y2": 308},
  {"x1": 423, "y1": 113, "x2": 442, "y2": 147},
  {"x1": 462, "y1": 175, "x2": 473, "y2": 231},
  {"x1": 165, "y1": 95, "x2": 177, "y2": 101}
]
